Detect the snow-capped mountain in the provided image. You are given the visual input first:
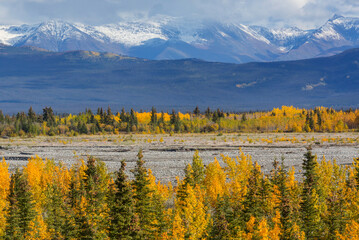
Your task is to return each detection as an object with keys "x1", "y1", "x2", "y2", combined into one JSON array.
[{"x1": 1, "y1": 15, "x2": 359, "y2": 63}]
